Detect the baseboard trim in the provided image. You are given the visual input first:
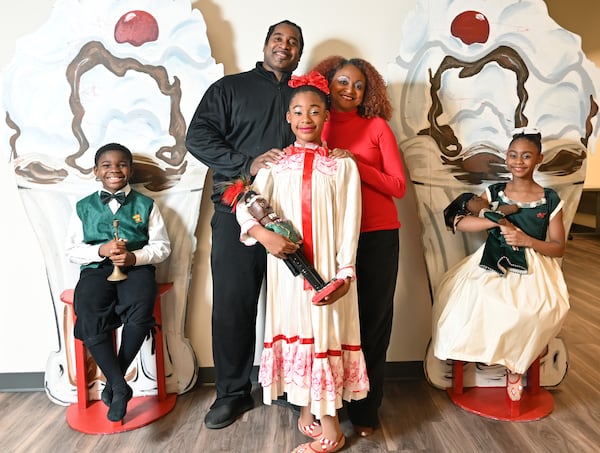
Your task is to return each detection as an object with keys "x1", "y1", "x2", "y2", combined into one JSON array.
[
  {"x1": 0, "y1": 372, "x2": 45, "y2": 392},
  {"x1": 0, "y1": 361, "x2": 425, "y2": 392},
  {"x1": 384, "y1": 361, "x2": 425, "y2": 380}
]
